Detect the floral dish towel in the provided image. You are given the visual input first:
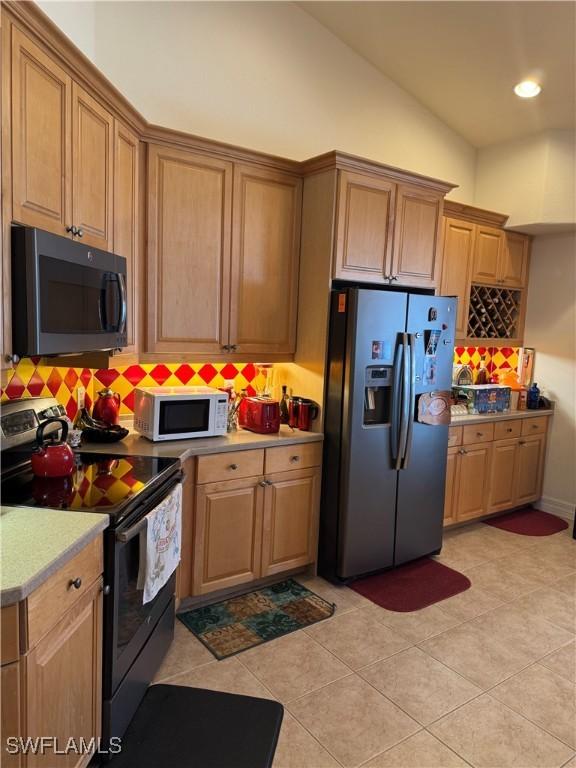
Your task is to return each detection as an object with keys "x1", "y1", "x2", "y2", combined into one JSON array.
[{"x1": 137, "y1": 483, "x2": 182, "y2": 604}]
